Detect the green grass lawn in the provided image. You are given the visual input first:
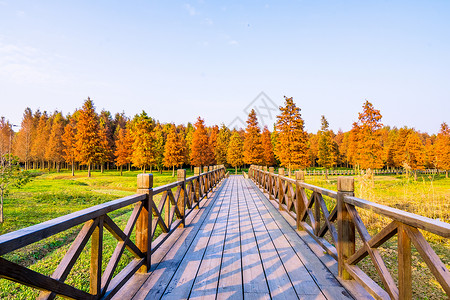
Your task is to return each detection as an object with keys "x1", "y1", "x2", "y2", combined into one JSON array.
[{"x1": 0, "y1": 169, "x2": 192, "y2": 299}]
